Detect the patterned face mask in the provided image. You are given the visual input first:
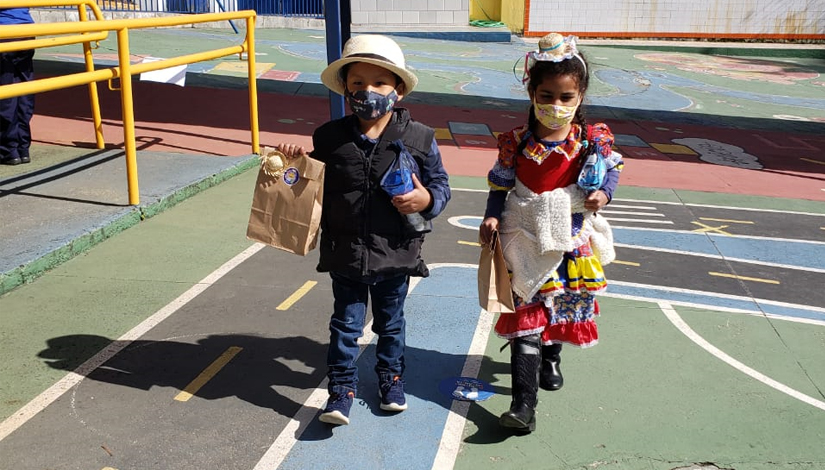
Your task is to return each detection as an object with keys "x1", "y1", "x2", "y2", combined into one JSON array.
[
  {"x1": 533, "y1": 101, "x2": 578, "y2": 130},
  {"x1": 345, "y1": 89, "x2": 399, "y2": 121}
]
